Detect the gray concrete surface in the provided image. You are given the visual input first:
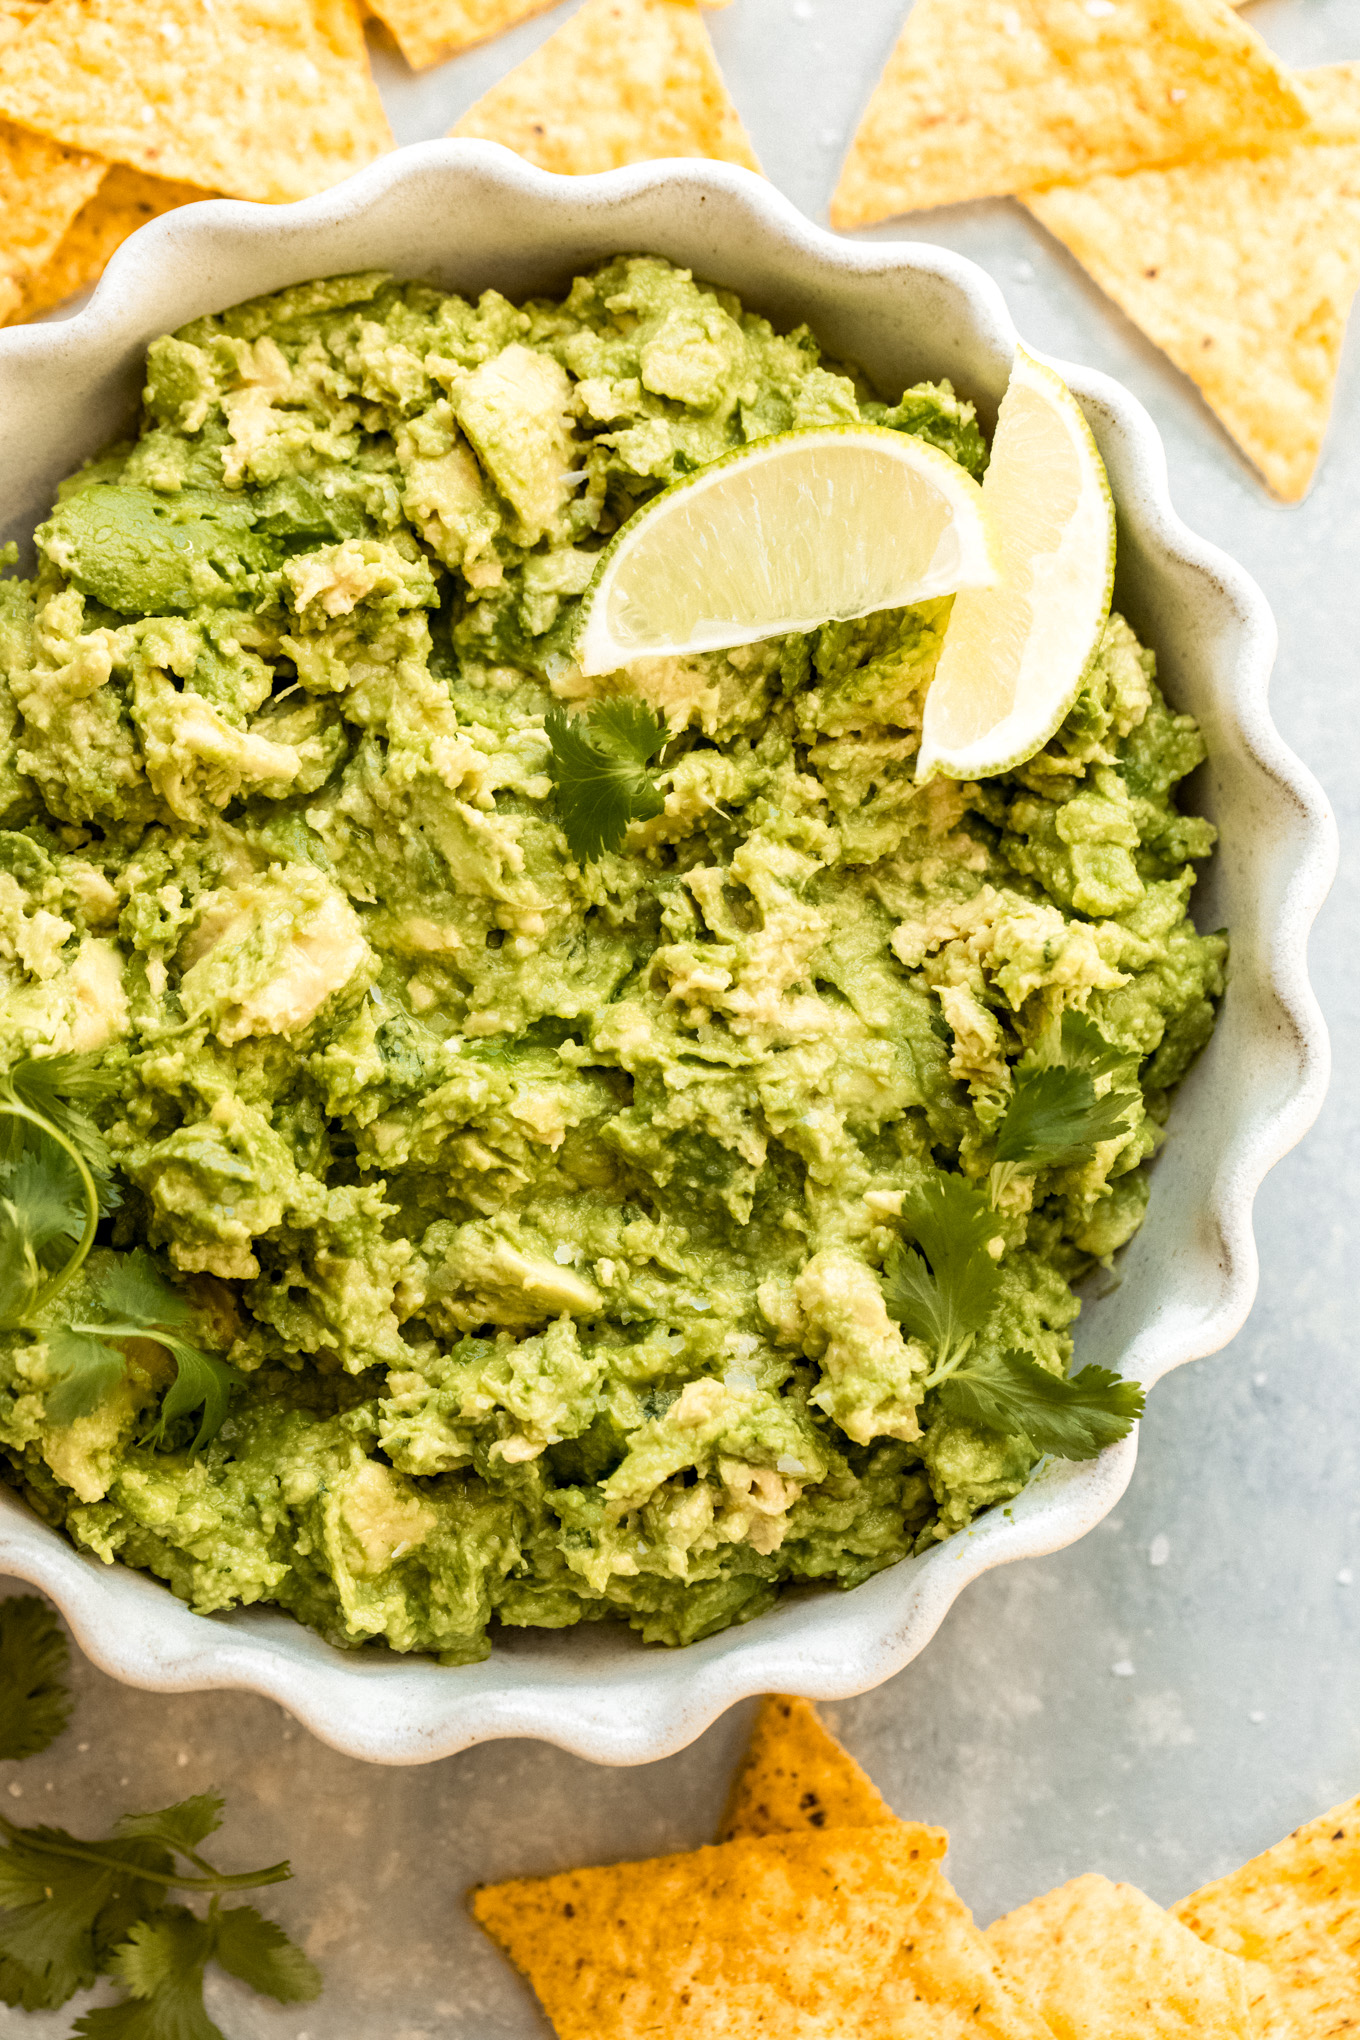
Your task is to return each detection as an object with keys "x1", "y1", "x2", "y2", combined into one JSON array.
[{"x1": 3, "y1": 0, "x2": 1359, "y2": 2030}]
